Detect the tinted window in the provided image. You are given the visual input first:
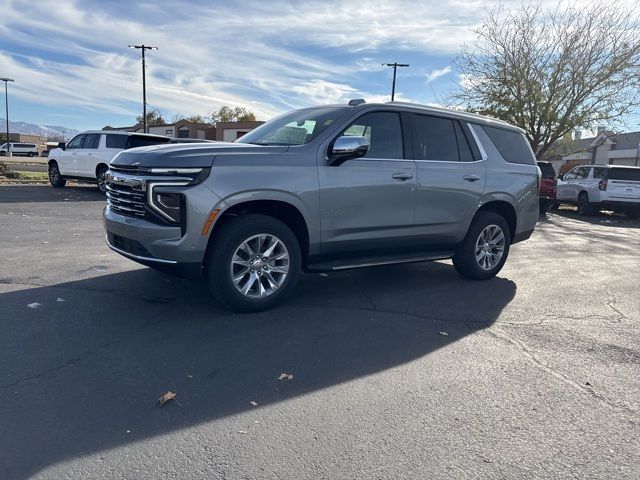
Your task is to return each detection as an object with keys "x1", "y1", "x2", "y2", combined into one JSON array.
[
  {"x1": 341, "y1": 112, "x2": 403, "y2": 159},
  {"x1": 106, "y1": 135, "x2": 127, "y2": 149},
  {"x1": 126, "y1": 135, "x2": 171, "y2": 149},
  {"x1": 454, "y1": 122, "x2": 474, "y2": 162},
  {"x1": 537, "y1": 162, "x2": 556, "y2": 178},
  {"x1": 592, "y1": 167, "x2": 607, "y2": 180},
  {"x1": 608, "y1": 168, "x2": 640, "y2": 181},
  {"x1": 82, "y1": 134, "x2": 100, "y2": 149},
  {"x1": 412, "y1": 115, "x2": 458, "y2": 161},
  {"x1": 66, "y1": 135, "x2": 84, "y2": 150},
  {"x1": 482, "y1": 126, "x2": 535, "y2": 165}
]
